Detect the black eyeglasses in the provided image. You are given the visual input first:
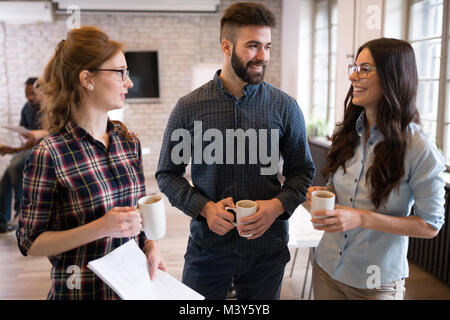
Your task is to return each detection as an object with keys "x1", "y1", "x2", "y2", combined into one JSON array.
[
  {"x1": 88, "y1": 68, "x2": 130, "y2": 81},
  {"x1": 348, "y1": 63, "x2": 376, "y2": 79}
]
